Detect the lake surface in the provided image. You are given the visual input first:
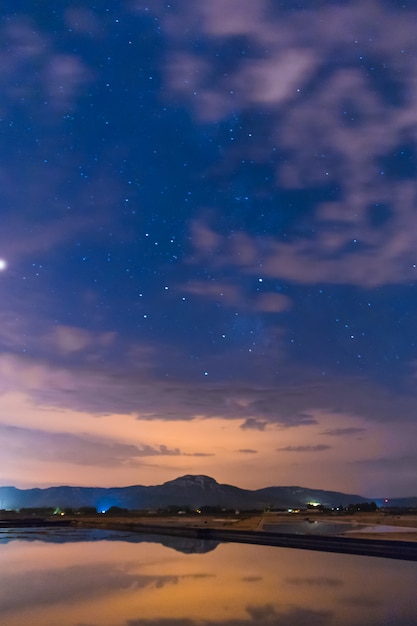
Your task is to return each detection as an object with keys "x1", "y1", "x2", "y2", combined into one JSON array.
[
  {"x1": 0, "y1": 527, "x2": 416, "y2": 626},
  {"x1": 263, "y1": 521, "x2": 359, "y2": 535},
  {"x1": 263, "y1": 520, "x2": 417, "y2": 536}
]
